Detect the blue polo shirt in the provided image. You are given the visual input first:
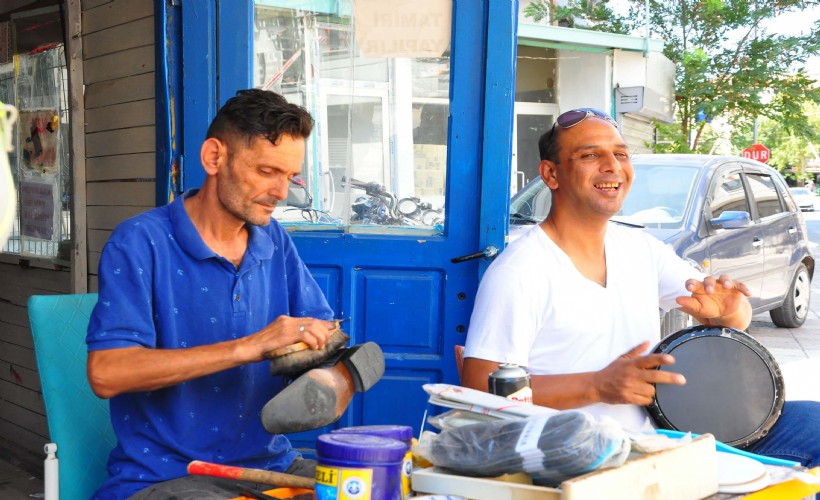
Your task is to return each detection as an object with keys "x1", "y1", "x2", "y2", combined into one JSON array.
[{"x1": 87, "y1": 190, "x2": 333, "y2": 499}]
